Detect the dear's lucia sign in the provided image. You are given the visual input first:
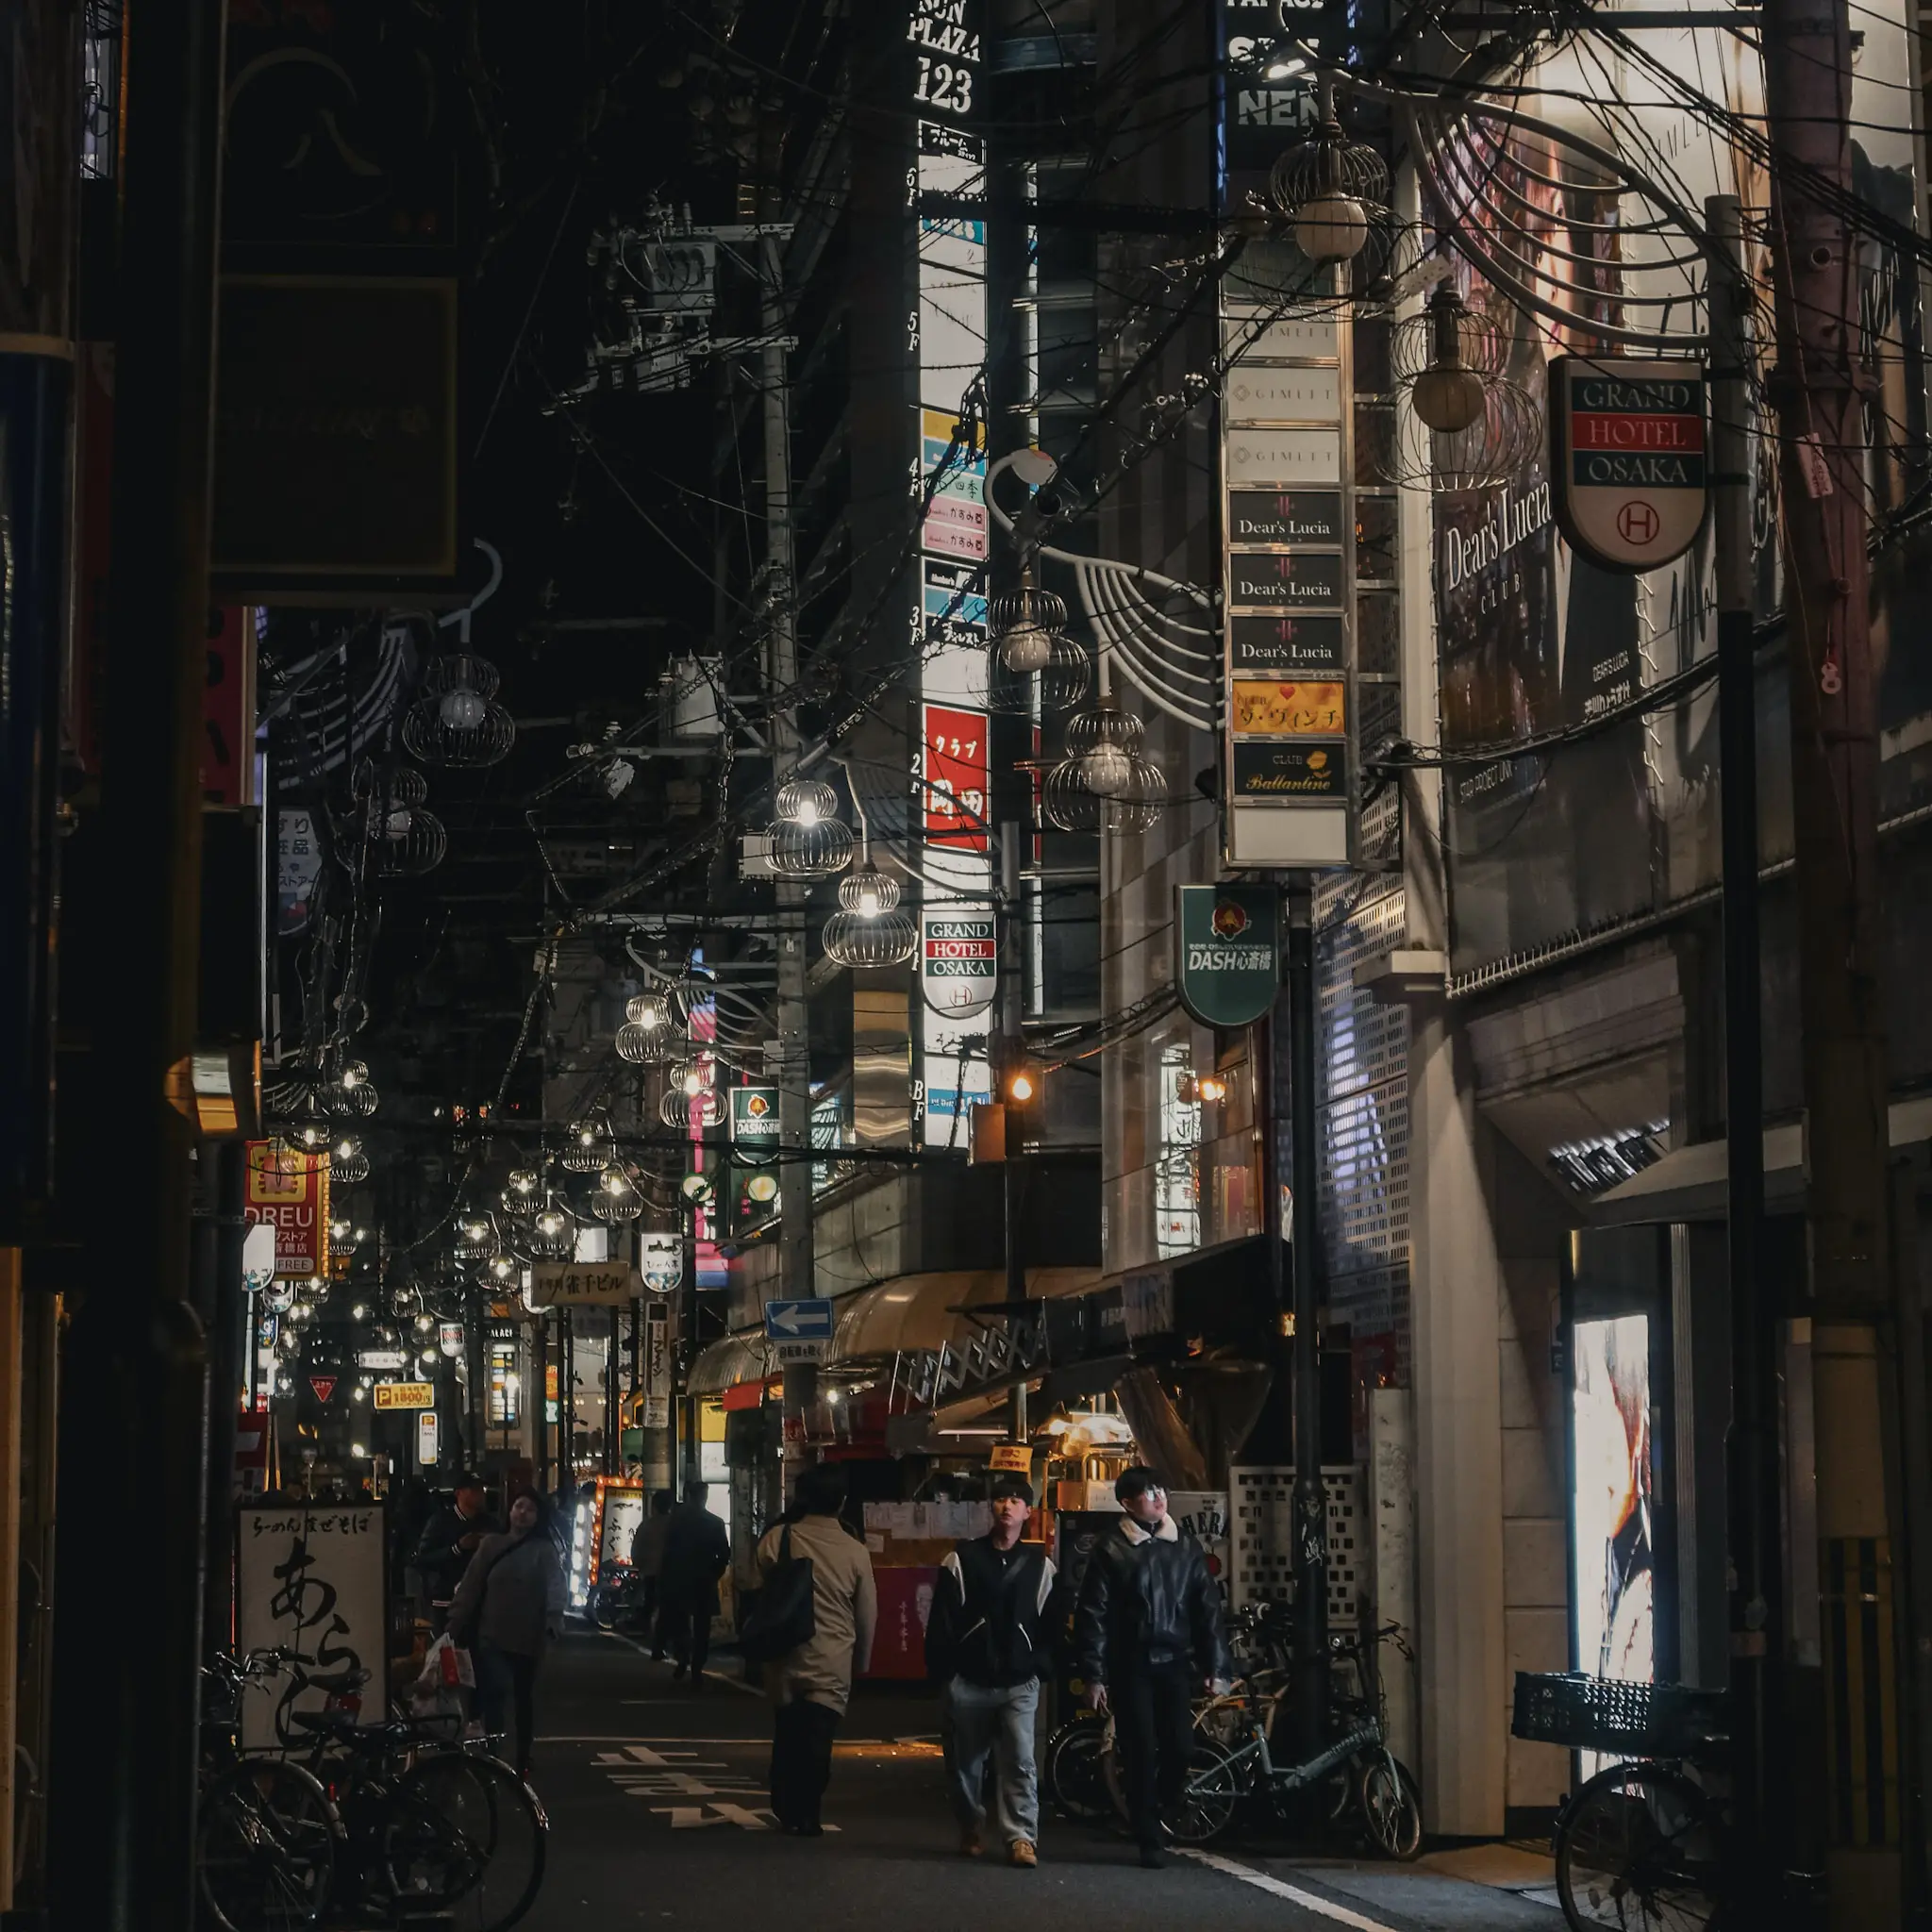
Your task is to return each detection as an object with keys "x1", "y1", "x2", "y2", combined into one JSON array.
[
  {"x1": 1550, "y1": 357, "x2": 1707, "y2": 574},
  {"x1": 1174, "y1": 885, "x2": 1280, "y2": 1028}
]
